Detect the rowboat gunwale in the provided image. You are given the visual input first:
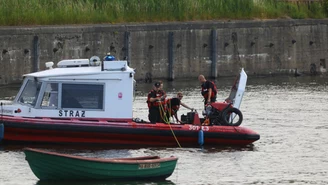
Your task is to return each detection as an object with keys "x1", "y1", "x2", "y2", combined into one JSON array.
[{"x1": 24, "y1": 147, "x2": 178, "y2": 164}]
